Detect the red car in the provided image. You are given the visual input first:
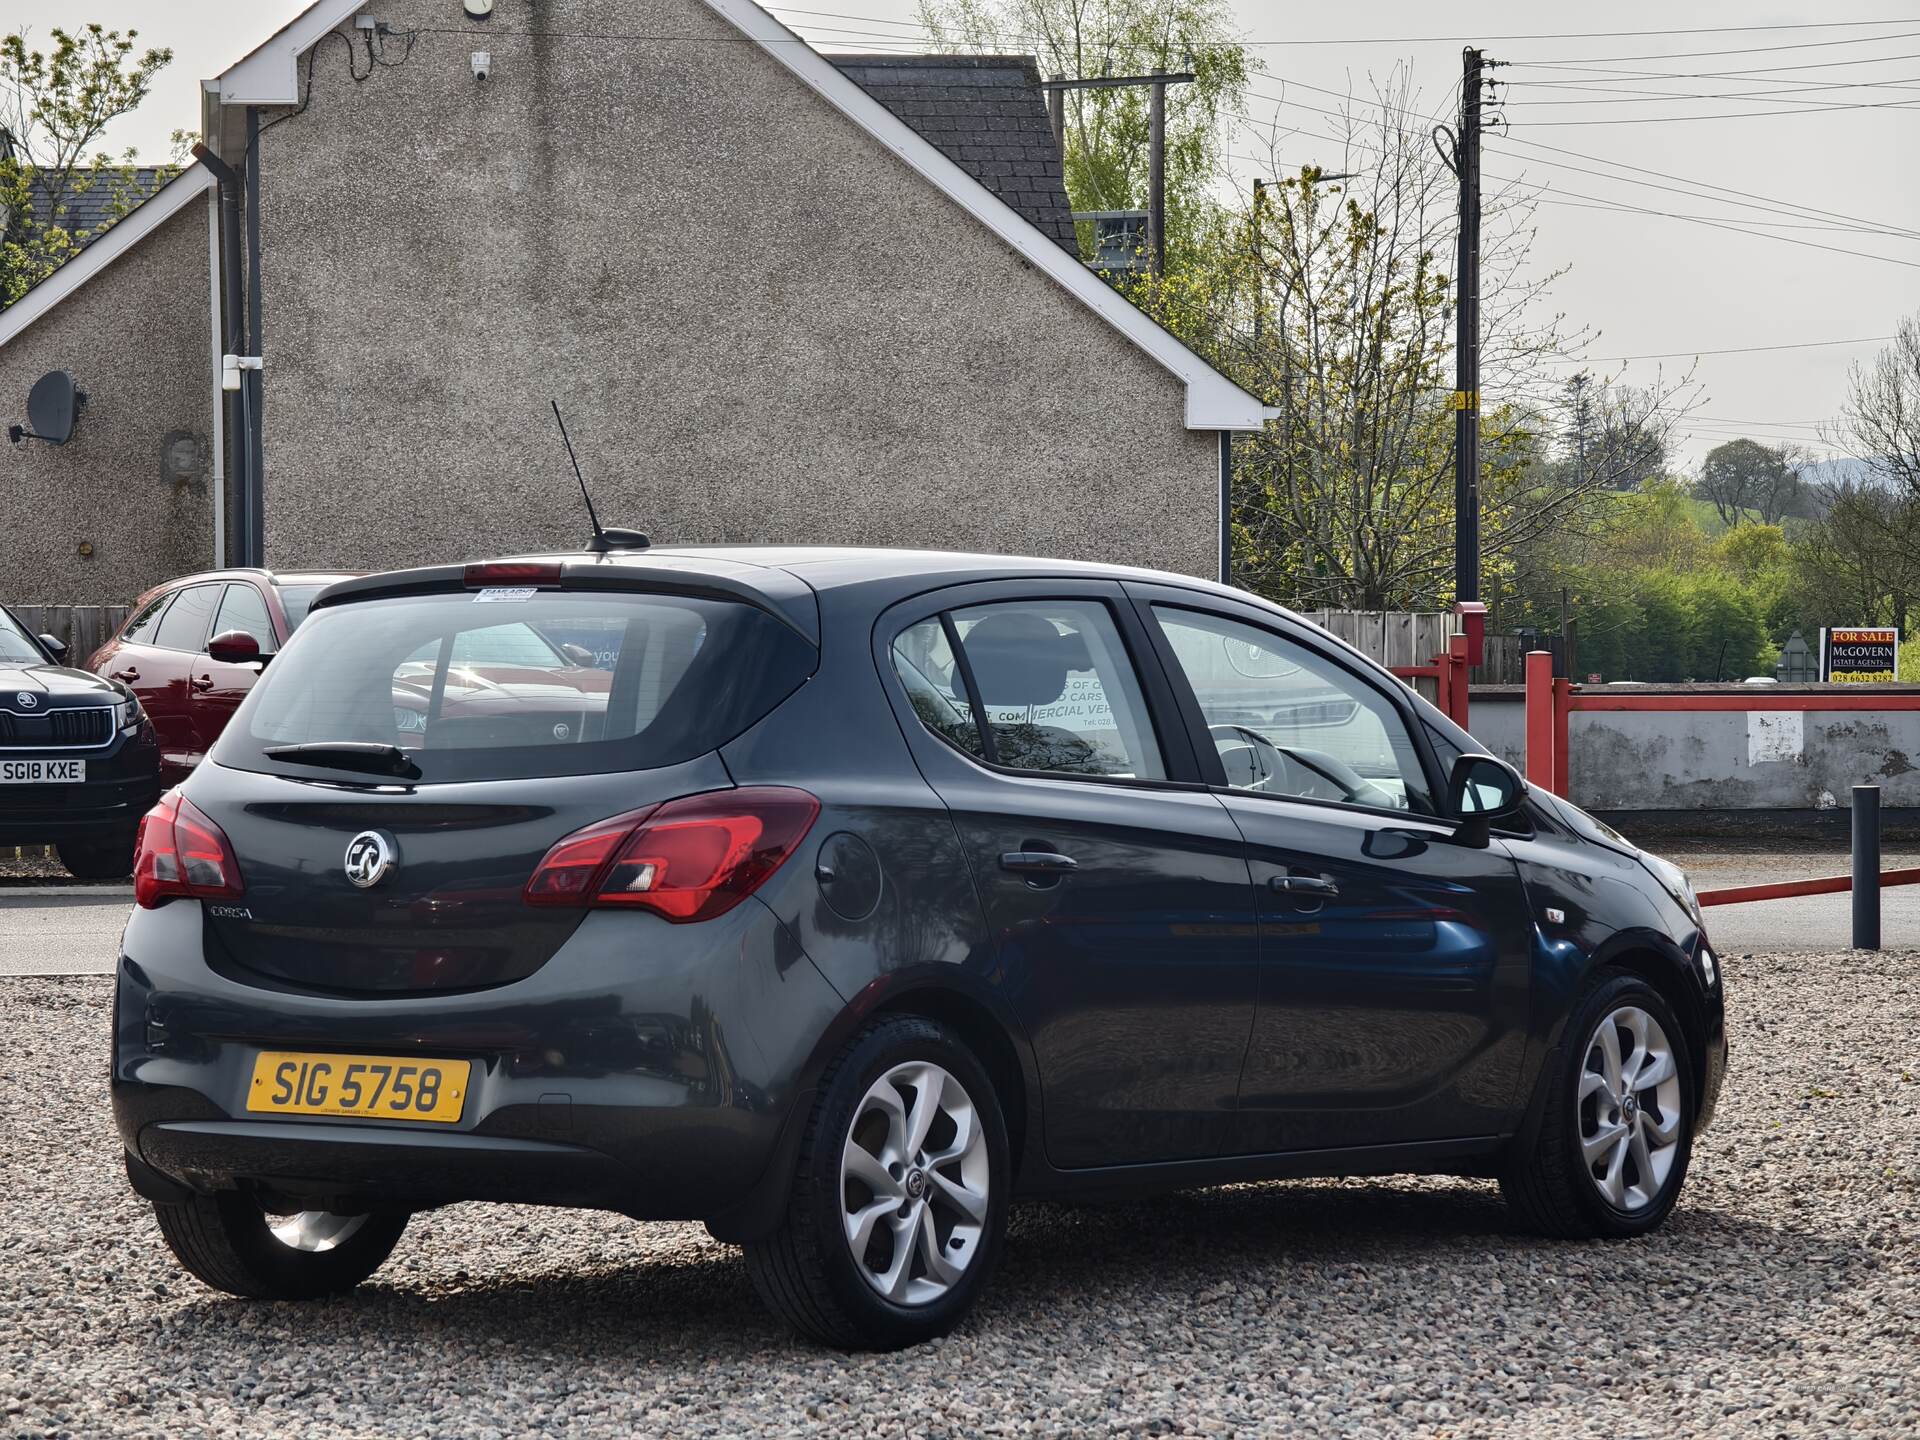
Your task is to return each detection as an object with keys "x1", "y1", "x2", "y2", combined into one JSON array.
[{"x1": 87, "y1": 569, "x2": 355, "y2": 786}]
